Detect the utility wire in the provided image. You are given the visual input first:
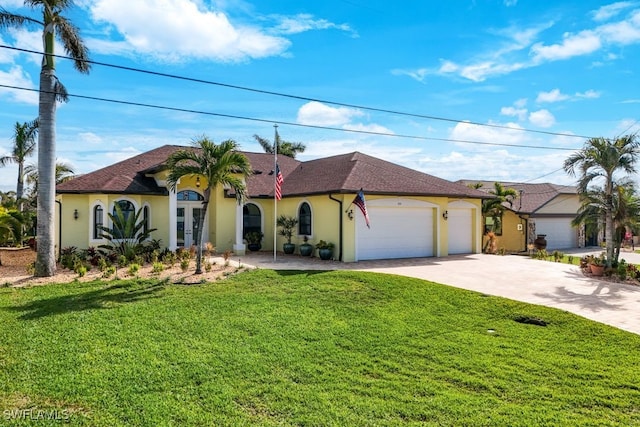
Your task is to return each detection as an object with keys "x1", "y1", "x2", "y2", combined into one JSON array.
[
  {"x1": 0, "y1": 44, "x2": 595, "y2": 140},
  {"x1": 0, "y1": 83, "x2": 580, "y2": 152}
]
